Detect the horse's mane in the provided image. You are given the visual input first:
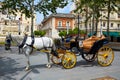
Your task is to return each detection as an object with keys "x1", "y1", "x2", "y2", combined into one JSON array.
[{"x1": 11, "y1": 35, "x2": 25, "y2": 44}]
